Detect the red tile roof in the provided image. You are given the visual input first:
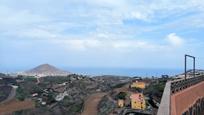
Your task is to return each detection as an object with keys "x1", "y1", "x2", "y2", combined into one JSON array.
[{"x1": 130, "y1": 93, "x2": 144, "y2": 102}]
